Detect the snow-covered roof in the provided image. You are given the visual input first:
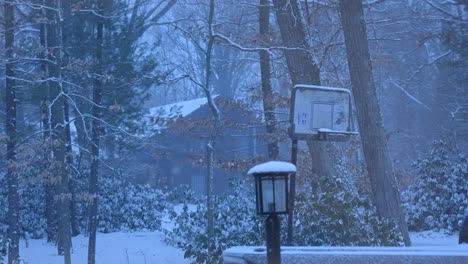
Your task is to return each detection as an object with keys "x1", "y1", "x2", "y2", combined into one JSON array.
[
  {"x1": 247, "y1": 161, "x2": 296, "y2": 175},
  {"x1": 143, "y1": 95, "x2": 219, "y2": 134},
  {"x1": 149, "y1": 96, "x2": 218, "y2": 119}
]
